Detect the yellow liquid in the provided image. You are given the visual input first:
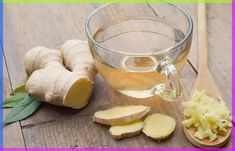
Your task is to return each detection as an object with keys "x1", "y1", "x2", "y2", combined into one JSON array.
[{"x1": 91, "y1": 17, "x2": 191, "y2": 98}]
